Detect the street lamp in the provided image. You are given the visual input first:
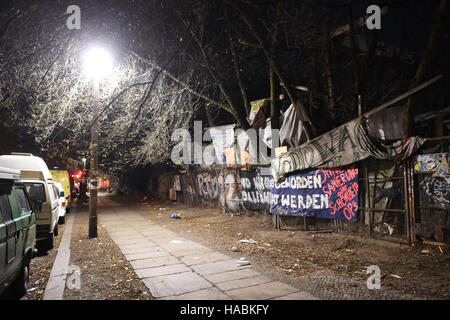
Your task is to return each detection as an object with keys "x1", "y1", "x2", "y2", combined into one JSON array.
[{"x1": 83, "y1": 46, "x2": 112, "y2": 238}]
